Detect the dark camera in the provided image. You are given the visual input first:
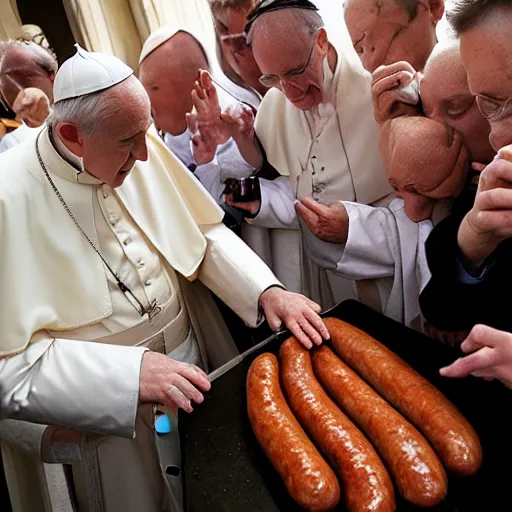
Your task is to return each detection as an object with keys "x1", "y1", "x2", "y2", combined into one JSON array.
[{"x1": 223, "y1": 176, "x2": 261, "y2": 203}]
